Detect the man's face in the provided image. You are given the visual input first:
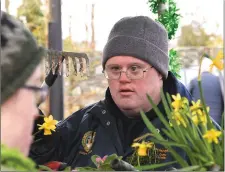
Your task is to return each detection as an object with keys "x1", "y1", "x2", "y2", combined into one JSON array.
[
  {"x1": 1, "y1": 65, "x2": 42, "y2": 156},
  {"x1": 105, "y1": 56, "x2": 163, "y2": 117}
]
